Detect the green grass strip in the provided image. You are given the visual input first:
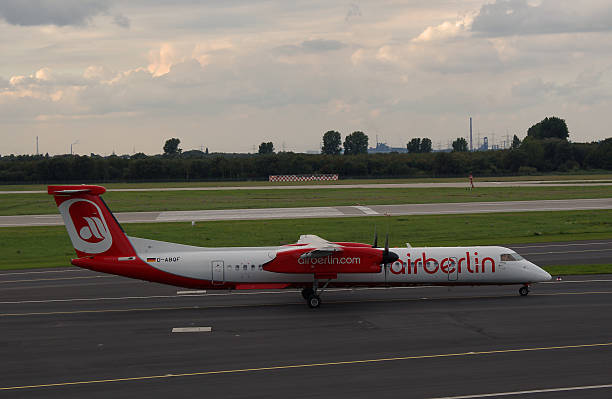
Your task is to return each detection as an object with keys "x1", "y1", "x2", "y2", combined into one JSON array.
[
  {"x1": 2, "y1": 173, "x2": 612, "y2": 191},
  {"x1": 0, "y1": 210, "x2": 610, "y2": 270},
  {"x1": 543, "y1": 264, "x2": 612, "y2": 275},
  {"x1": 1, "y1": 185, "x2": 612, "y2": 216}
]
